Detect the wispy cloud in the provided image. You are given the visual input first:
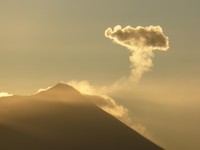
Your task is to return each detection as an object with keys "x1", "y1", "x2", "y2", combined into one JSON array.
[
  {"x1": 67, "y1": 80, "x2": 148, "y2": 136},
  {"x1": 0, "y1": 92, "x2": 13, "y2": 97},
  {"x1": 36, "y1": 86, "x2": 52, "y2": 93}
]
